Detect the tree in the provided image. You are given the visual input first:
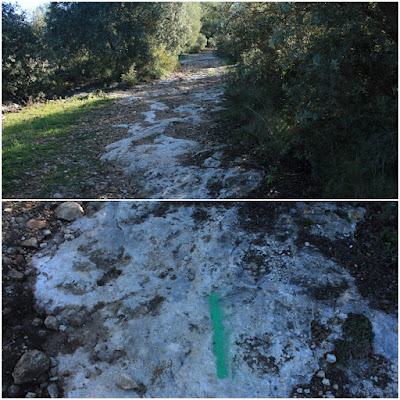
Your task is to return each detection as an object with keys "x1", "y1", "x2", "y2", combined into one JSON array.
[{"x1": 2, "y1": 2, "x2": 49, "y2": 101}]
